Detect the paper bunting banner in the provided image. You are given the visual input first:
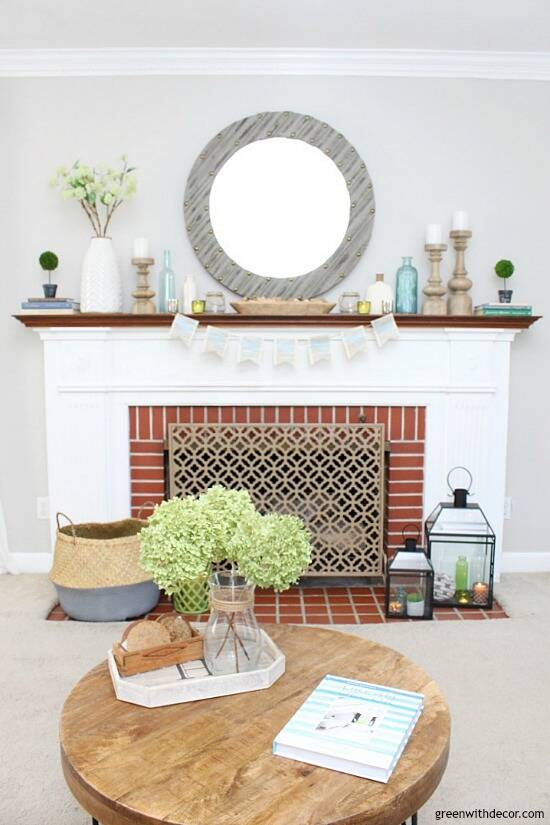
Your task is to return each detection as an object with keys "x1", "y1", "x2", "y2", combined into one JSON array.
[
  {"x1": 341, "y1": 326, "x2": 368, "y2": 359},
  {"x1": 169, "y1": 313, "x2": 199, "y2": 347},
  {"x1": 204, "y1": 325, "x2": 229, "y2": 358},
  {"x1": 274, "y1": 338, "x2": 297, "y2": 367},
  {"x1": 238, "y1": 335, "x2": 264, "y2": 365},
  {"x1": 308, "y1": 335, "x2": 331, "y2": 366},
  {"x1": 371, "y1": 313, "x2": 400, "y2": 348}
]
